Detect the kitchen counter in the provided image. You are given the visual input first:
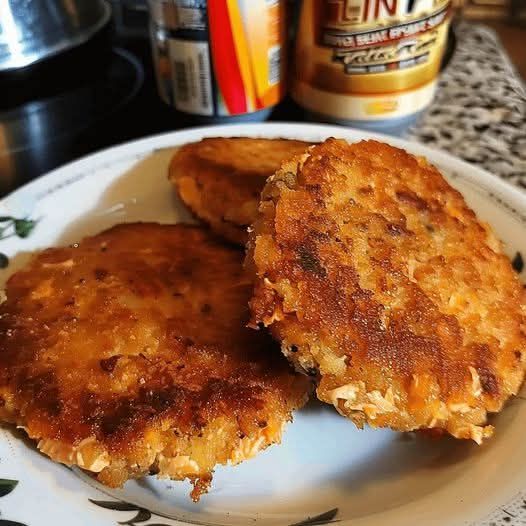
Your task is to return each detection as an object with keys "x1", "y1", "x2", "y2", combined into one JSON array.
[{"x1": 408, "y1": 22, "x2": 526, "y2": 187}]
